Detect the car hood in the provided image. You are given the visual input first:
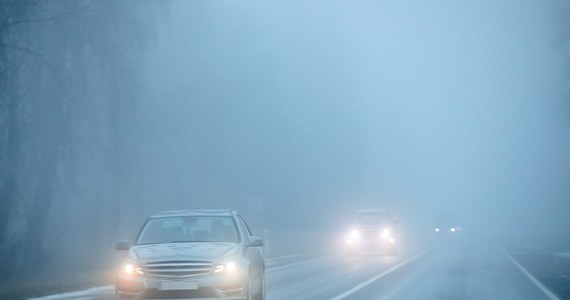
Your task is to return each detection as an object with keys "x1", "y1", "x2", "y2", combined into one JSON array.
[
  {"x1": 358, "y1": 224, "x2": 394, "y2": 231},
  {"x1": 131, "y1": 242, "x2": 240, "y2": 262}
]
